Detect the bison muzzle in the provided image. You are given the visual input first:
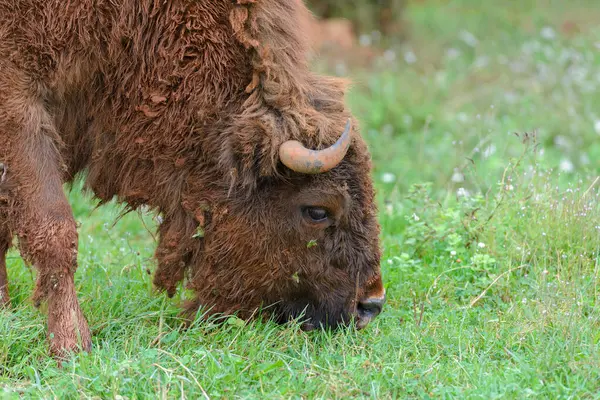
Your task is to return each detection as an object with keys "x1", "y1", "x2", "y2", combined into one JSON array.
[{"x1": 0, "y1": 0, "x2": 385, "y2": 358}]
